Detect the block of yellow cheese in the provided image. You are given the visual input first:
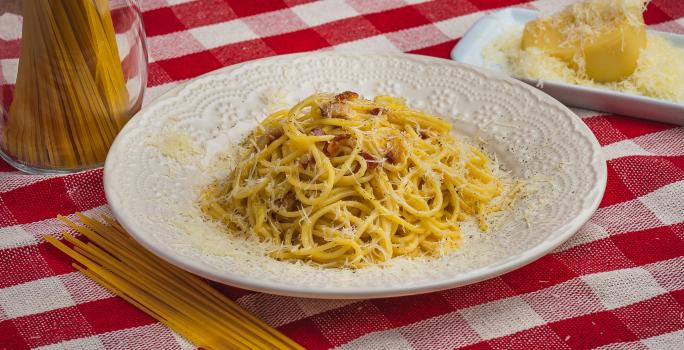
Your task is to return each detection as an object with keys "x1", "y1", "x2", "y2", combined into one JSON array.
[{"x1": 521, "y1": 0, "x2": 647, "y2": 82}]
